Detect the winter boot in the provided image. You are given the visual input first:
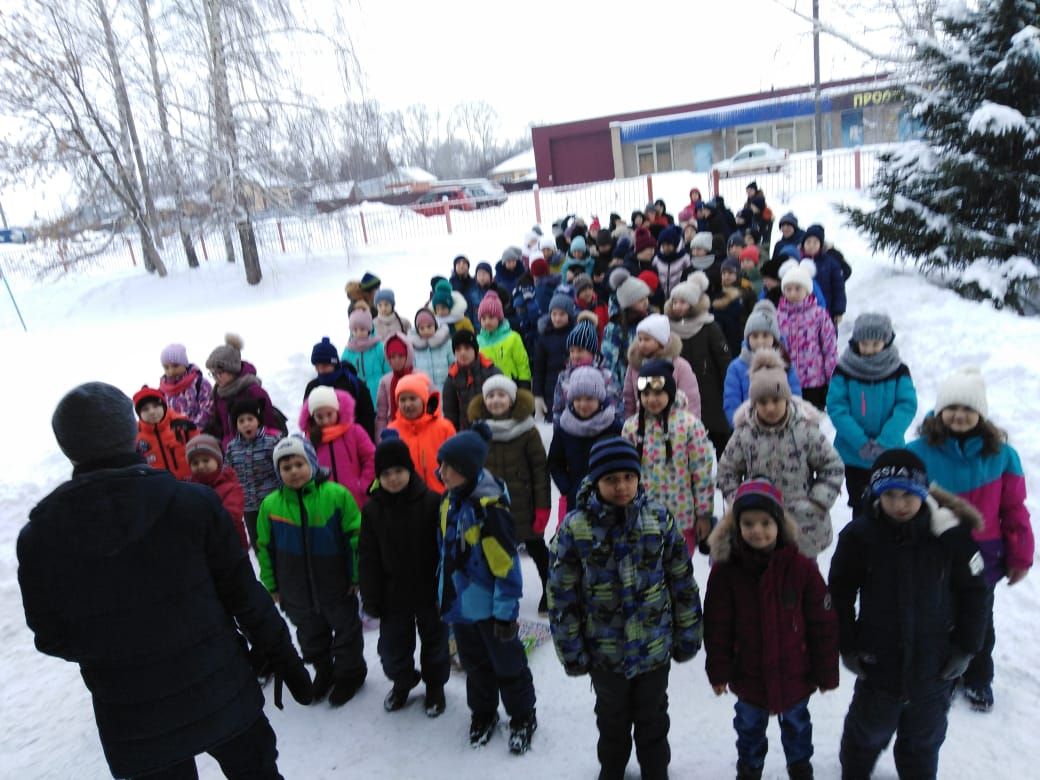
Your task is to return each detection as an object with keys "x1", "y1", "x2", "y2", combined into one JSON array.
[
  {"x1": 736, "y1": 761, "x2": 764, "y2": 780},
  {"x1": 328, "y1": 667, "x2": 366, "y2": 707},
  {"x1": 424, "y1": 685, "x2": 446, "y2": 718},
  {"x1": 508, "y1": 709, "x2": 538, "y2": 755},
  {"x1": 963, "y1": 683, "x2": 994, "y2": 712},
  {"x1": 310, "y1": 658, "x2": 334, "y2": 703},
  {"x1": 788, "y1": 759, "x2": 814, "y2": 779},
  {"x1": 469, "y1": 711, "x2": 500, "y2": 748},
  {"x1": 384, "y1": 669, "x2": 421, "y2": 713}
]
